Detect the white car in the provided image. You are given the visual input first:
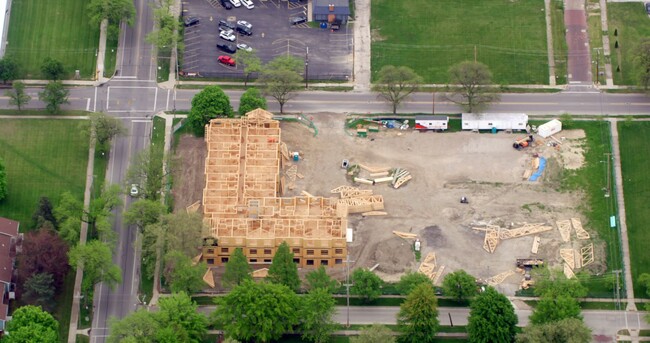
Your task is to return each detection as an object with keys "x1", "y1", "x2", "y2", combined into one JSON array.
[
  {"x1": 129, "y1": 184, "x2": 139, "y2": 197},
  {"x1": 237, "y1": 20, "x2": 252, "y2": 29},
  {"x1": 241, "y1": 0, "x2": 254, "y2": 9},
  {"x1": 237, "y1": 43, "x2": 252, "y2": 52},
  {"x1": 229, "y1": 0, "x2": 241, "y2": 7},
  {"x1": 219, "y1": 30, "x2": 236, "y2": 42}
]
